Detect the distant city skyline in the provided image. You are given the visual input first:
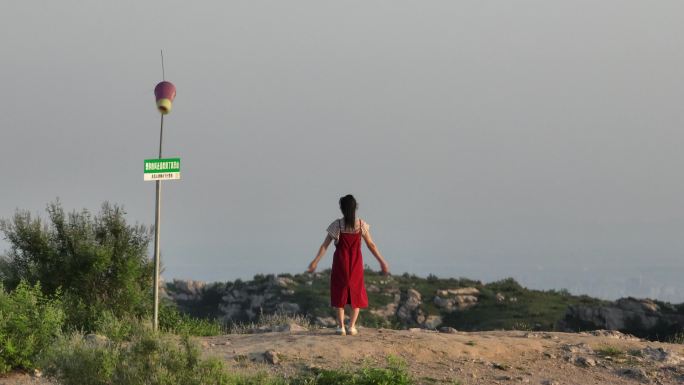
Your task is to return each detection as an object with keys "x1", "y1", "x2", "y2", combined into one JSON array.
[{"x1": 1, "y1": 1, "x2": 683, "y2": 303}]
